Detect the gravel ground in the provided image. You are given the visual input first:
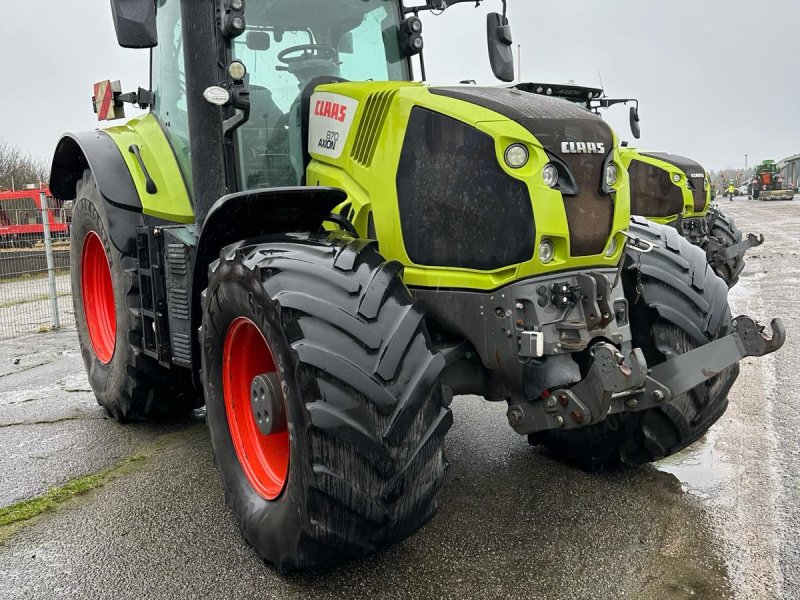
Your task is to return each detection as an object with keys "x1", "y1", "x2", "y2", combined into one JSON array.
[{"x1": 0, "y1": 196, "x2": 797, "y2": 599}]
